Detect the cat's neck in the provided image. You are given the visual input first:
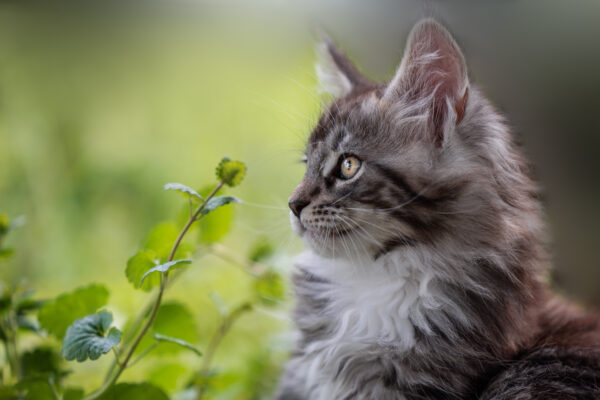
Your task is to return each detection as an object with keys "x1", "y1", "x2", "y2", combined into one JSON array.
[{"x1": 294, "y1": 244, "x2": 544, "y2": 375}]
